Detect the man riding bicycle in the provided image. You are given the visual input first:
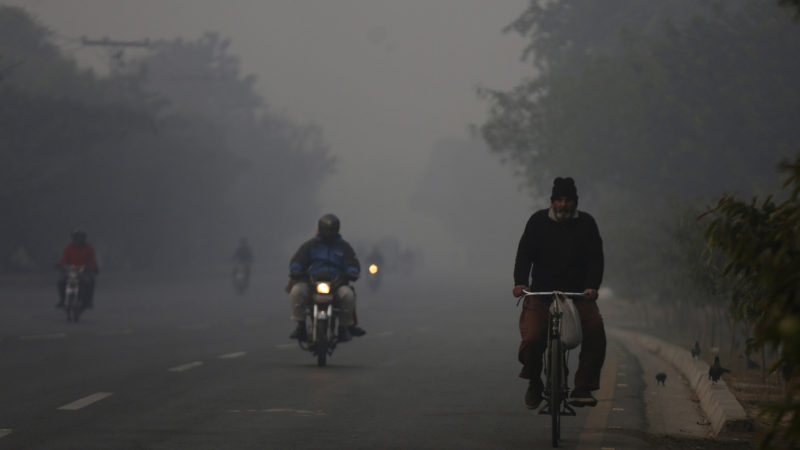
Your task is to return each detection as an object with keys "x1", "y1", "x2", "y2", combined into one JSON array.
[{"x1": 512, "y1": 177, "x2": 606, "y2": 409}]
